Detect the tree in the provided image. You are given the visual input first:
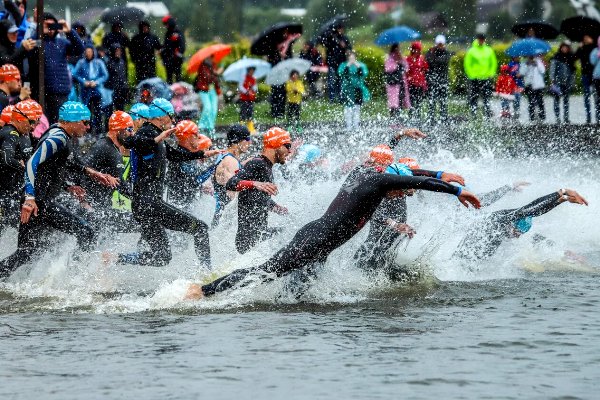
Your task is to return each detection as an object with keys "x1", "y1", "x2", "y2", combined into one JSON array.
[
  {"x1": 304, "y1": 0, "x2": 368, "y2": 37},
  {"x1": 520, "y1": 0, "x2": 544, "y2": 20},
  {"x1": 437, "y1": 0, "x2": 477, "y2": 37},
  {"x1": 487, "y1": 11, "x2": 514, "y2": 40}
]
